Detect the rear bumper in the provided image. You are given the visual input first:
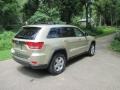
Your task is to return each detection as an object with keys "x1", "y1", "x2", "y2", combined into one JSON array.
[
  {"x1": 11, "y1": 48, "x2": 49, "y2": 69},
  {"x1": 12, "y1": 55, "x2": 48, "y2": 69}
]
